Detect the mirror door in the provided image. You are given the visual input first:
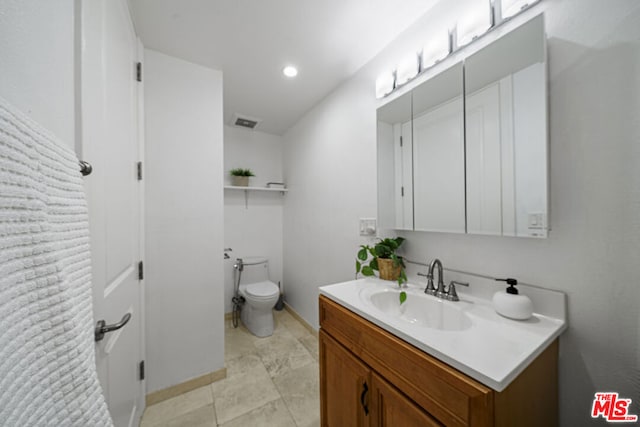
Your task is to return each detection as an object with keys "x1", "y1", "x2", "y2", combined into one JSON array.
[
  {"x1": 465, "y1": 14, "x2": 548, "y2": 237},
  {"x1": 412, "y1": 63, "x2": 465, "y2": 233}
]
